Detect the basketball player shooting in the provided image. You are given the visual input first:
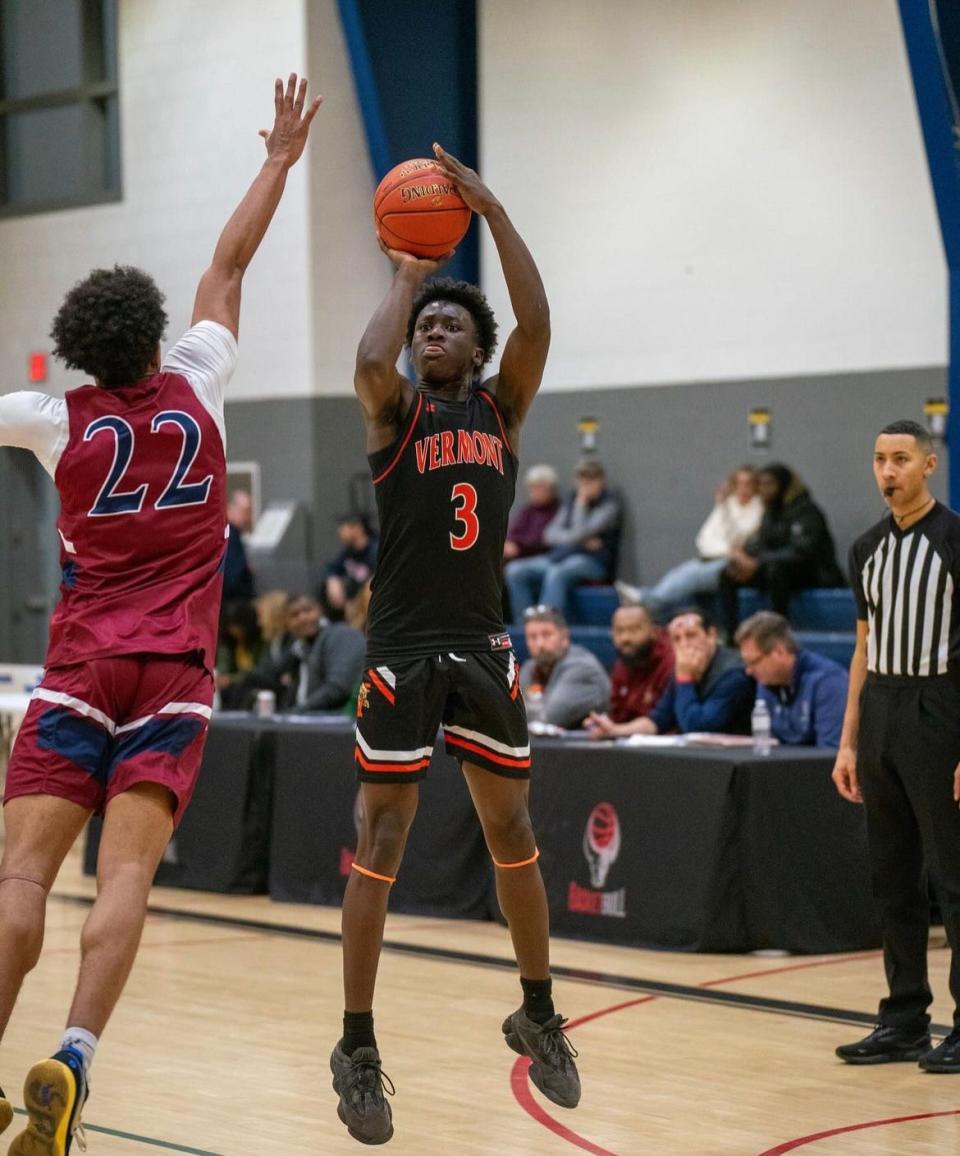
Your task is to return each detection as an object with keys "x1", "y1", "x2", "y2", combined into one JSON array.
[
  {"x1": 331, "y1": 143, "x2": 581, "y2": 1146},
  {"x1": 0, "y1": 75, "x2": 320, "y2": 1155}
]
